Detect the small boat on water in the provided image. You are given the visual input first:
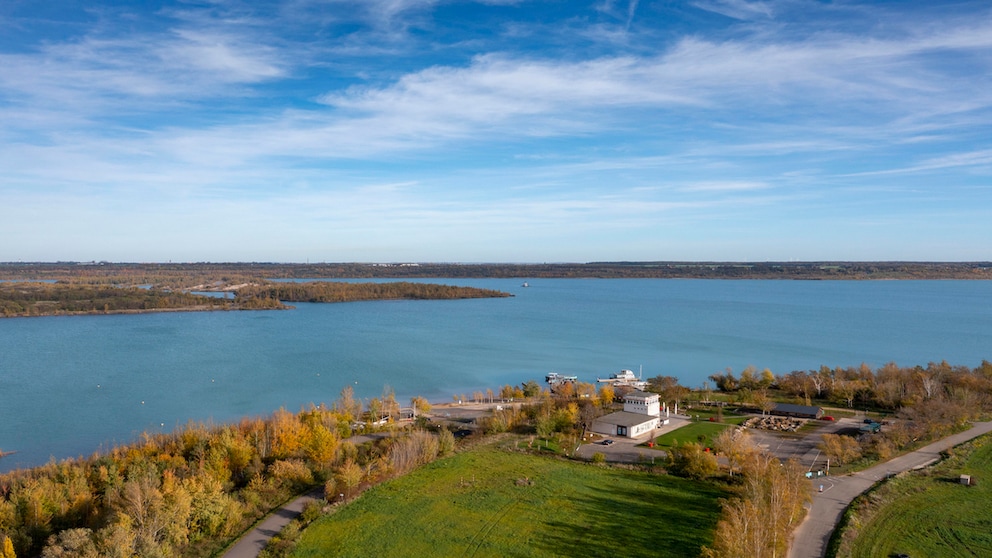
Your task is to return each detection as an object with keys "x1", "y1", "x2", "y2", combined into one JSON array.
[
  {"x1": 521, "y1": 281, "x2": 529, "y2": 287},
  {"x1": 545, "y1": 372, "x2": 577, "y2": 385}
]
